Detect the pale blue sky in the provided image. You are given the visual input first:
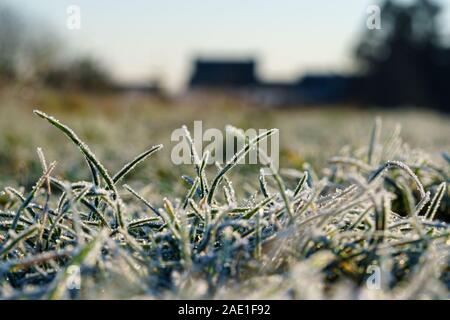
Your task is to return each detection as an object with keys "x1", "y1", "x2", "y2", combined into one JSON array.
[{"x1": 4, "y1": 0, "x2": 450, "y2": 92}]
